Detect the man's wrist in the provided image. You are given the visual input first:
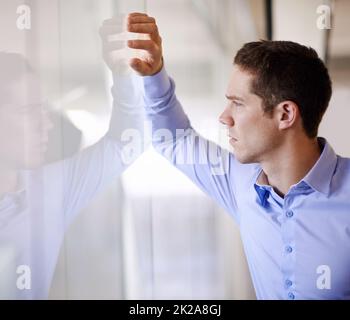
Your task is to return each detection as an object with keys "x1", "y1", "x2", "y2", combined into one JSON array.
[
  {"x1": 151, "y1": 57, "x2": 164, "y2": 76},
  {"x1": 143, "y1": 61, "x2": 171, "y2": 99}
]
